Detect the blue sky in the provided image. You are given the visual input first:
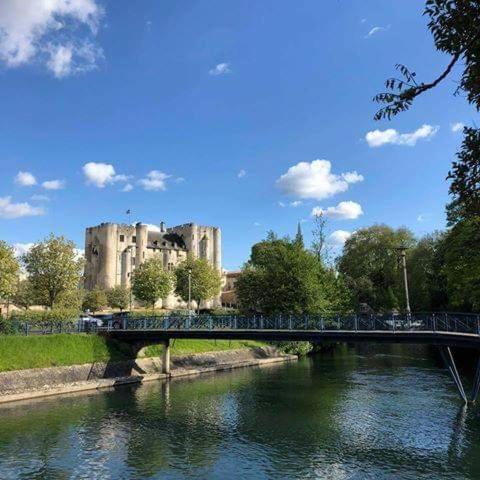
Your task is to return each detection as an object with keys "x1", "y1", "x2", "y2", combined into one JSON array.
[{"x1": 0, "y1": 0, "x2": 475, "y2": 270}]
